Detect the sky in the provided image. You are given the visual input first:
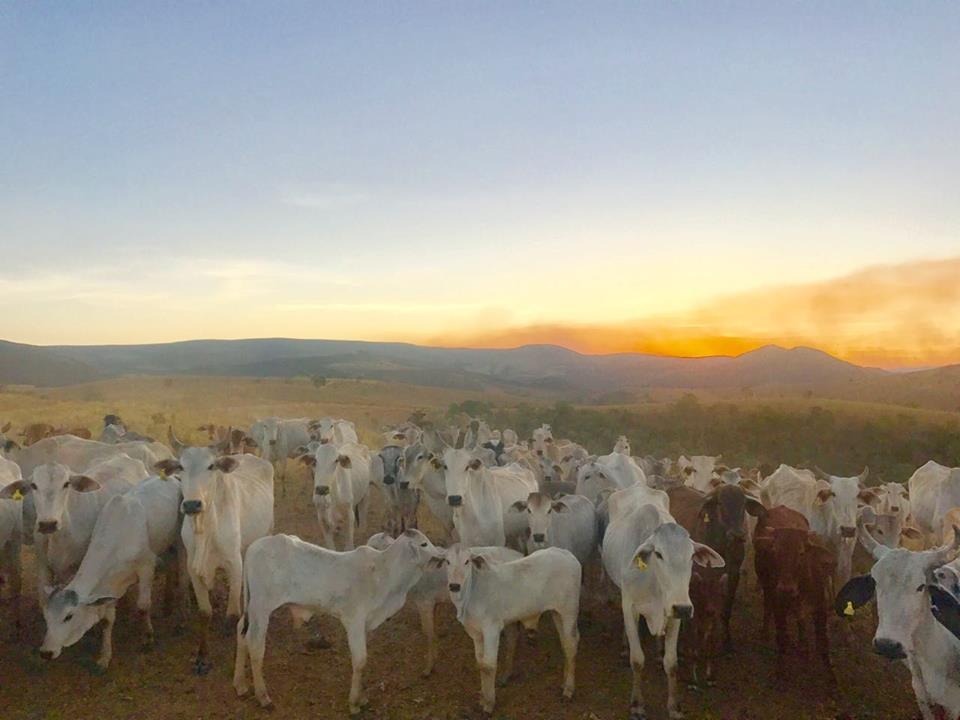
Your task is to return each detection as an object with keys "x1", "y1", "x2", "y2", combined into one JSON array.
[{"x1": 1, "y1": 2, "x2": 958, "y2": 367}]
